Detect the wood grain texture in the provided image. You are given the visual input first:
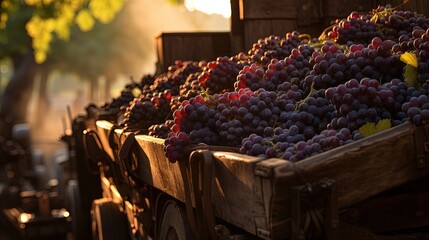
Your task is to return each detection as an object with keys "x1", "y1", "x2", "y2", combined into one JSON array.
[
  {"x1": 266, "y1": 122, "x2": 429, "y2": 239},
  {"x1": 323, "y1": 0, "x2": 374, "y2": 18},
  {"x1": 211, "y1": 152, "x2": 266, "y2": 236},
  {"x1": 134, "y1": 135, "x2": 186, "y2": 202},
  {"x1": 239, "y1": 0, "x2": 298, "y2": 19},
  {"x1": 156, "y1": 32, "x2": 231, "y2": 72}
]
